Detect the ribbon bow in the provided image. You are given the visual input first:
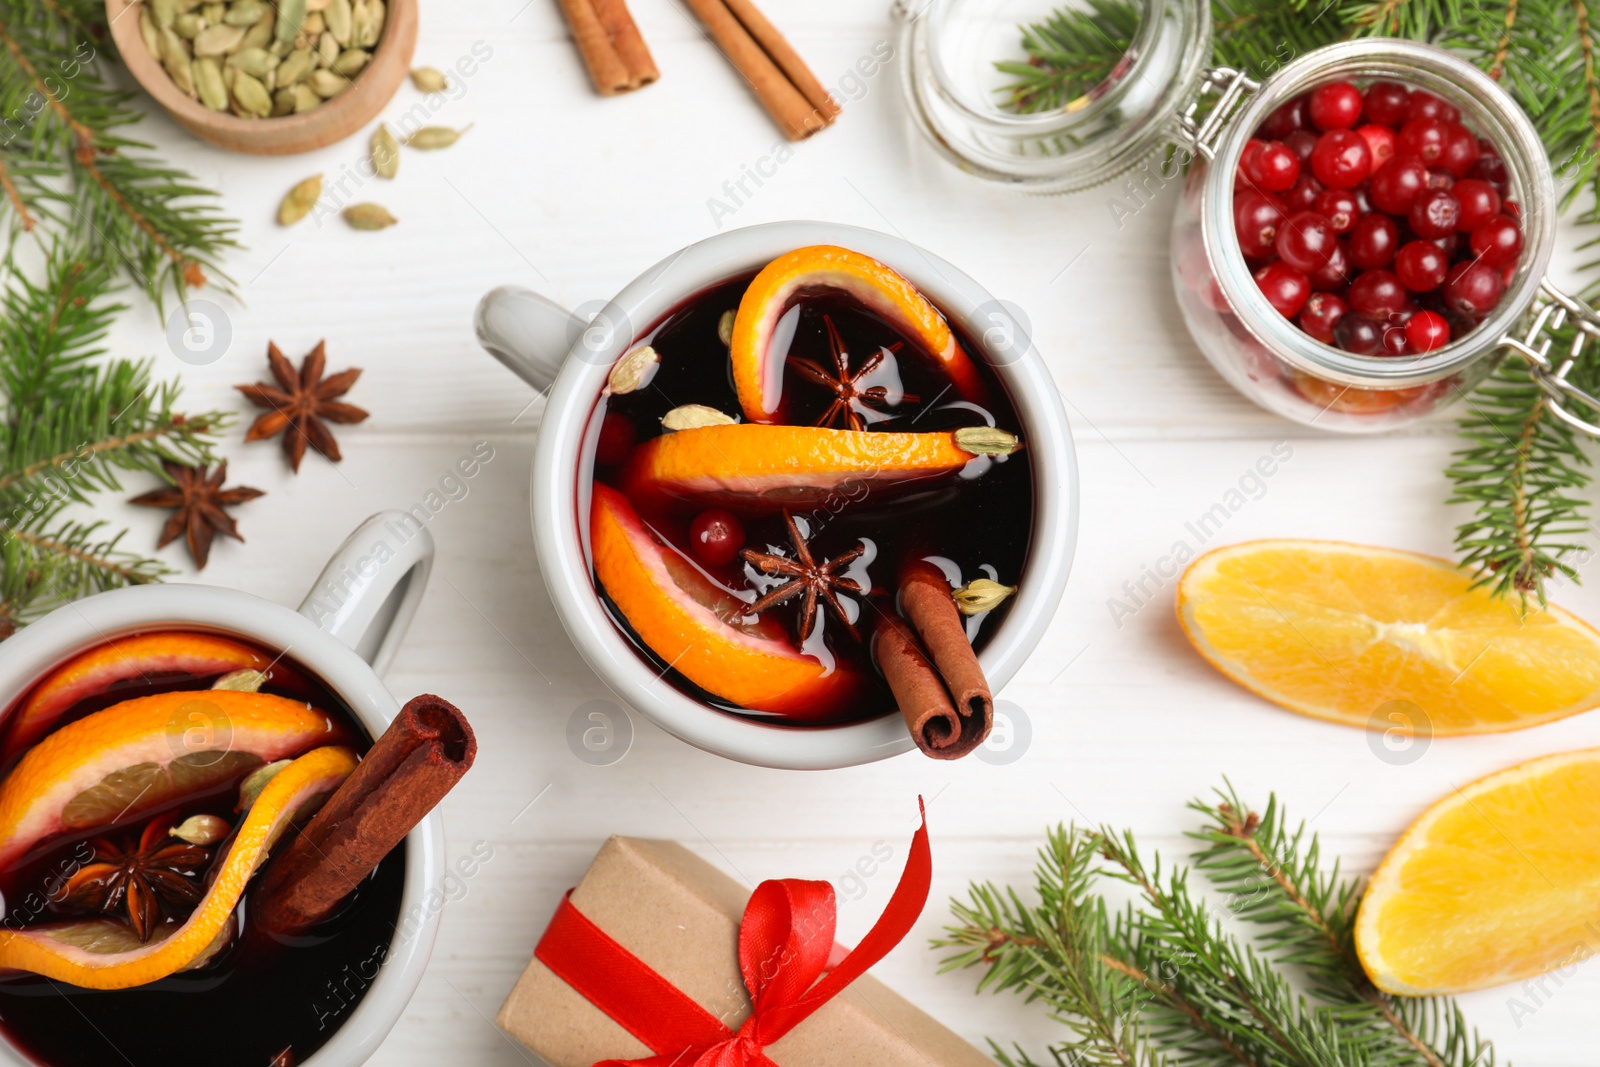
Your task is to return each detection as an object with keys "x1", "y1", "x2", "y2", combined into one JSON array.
[{"x1": 535, "y1": 800, "x2": 932, "y2": 1067}]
